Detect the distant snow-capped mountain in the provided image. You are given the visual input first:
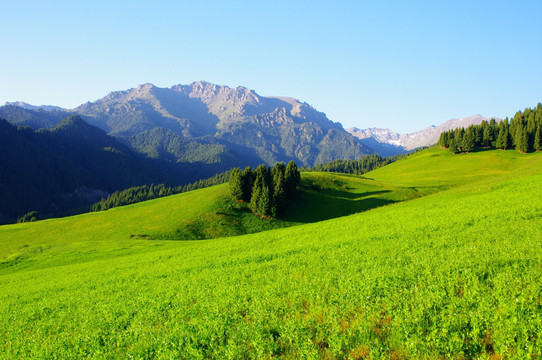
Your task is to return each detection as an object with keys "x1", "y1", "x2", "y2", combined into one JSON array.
[{"x1": 347, "y1": 115, "x2": 489, "y2": 156}]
